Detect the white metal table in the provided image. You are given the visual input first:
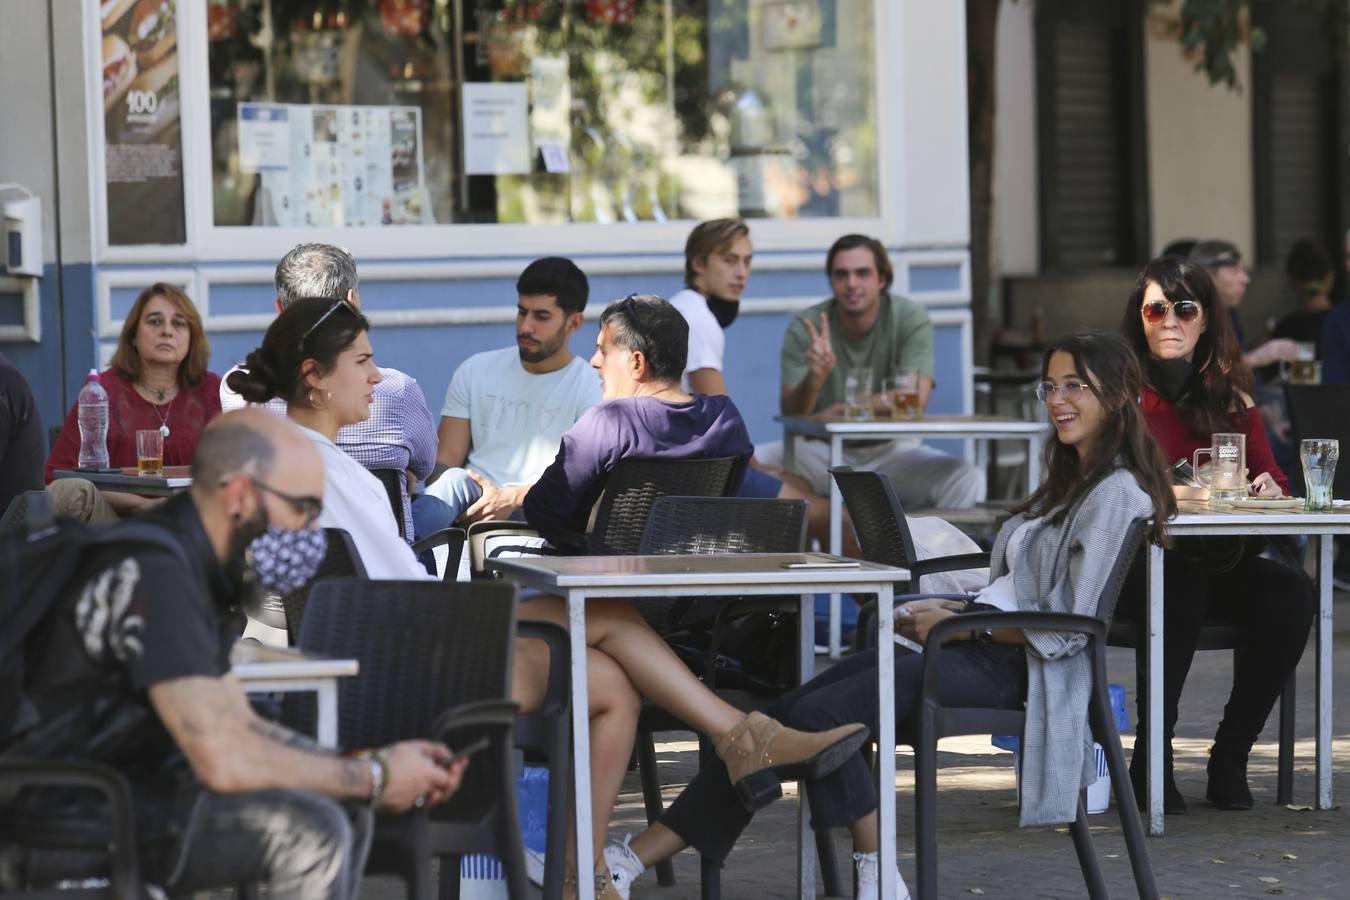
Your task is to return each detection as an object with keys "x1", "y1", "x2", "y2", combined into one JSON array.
[
  {"x1": 778, "y1": 414, "x2": 1049, "y2": 657},
  {"x1": 1142, "y1": 502, "x2": 1350, "y2": 835},
  {"x1": 231, "y1": 642, "x2": 359, "y2": 748},
  {"x1": 487, "y1": 552, "x2": 907, "y2": 900}
]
